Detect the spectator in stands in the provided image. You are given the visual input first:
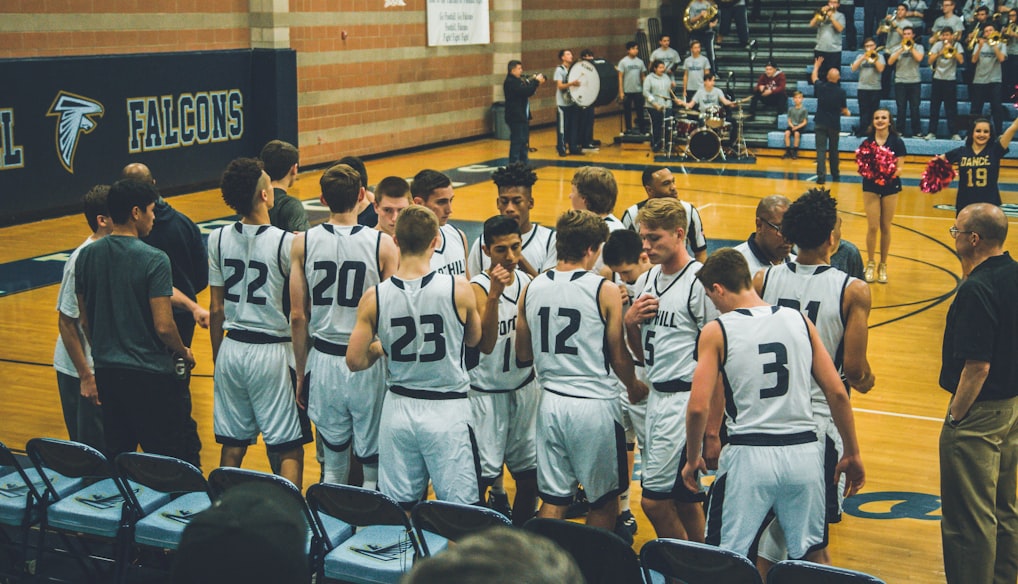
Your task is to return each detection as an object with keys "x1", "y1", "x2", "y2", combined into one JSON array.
[
  {"x1": 259, "y1": 140, "x2": 309, "y2": 233},
  {"x1": 718, "y1": 0, "x2": 753, "y2": 49},
  {"x1": 928, "y1": 27, "x2": 966, "y2": 140},
  {"x1": 812, "y1": 0, "x2": 847, "y2": 78},
  {"x1": 783, "y1": 91, "x2": 809, "y2": 159},
  {"x1": 748, "y1": 61, "x2": 787, "y2": 119},
  {"x1": 904, "y1": 0, "x2": 929, "y2": 35},
  {"x1": 852, "y1": 38, "x2": 887, "y2": 137},
  {"x1": 970, "y1": 23, "x2": 1008, "y2": 134},
  {"x1": 932, "y1": 0, "x2": 964, "y2": 41},
  {"x1": 811, "y1": 56, "x2": 850, "y2": 184},
  {"x1": 887, "y1": 26, "x2": 926, "y2": 137}
]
